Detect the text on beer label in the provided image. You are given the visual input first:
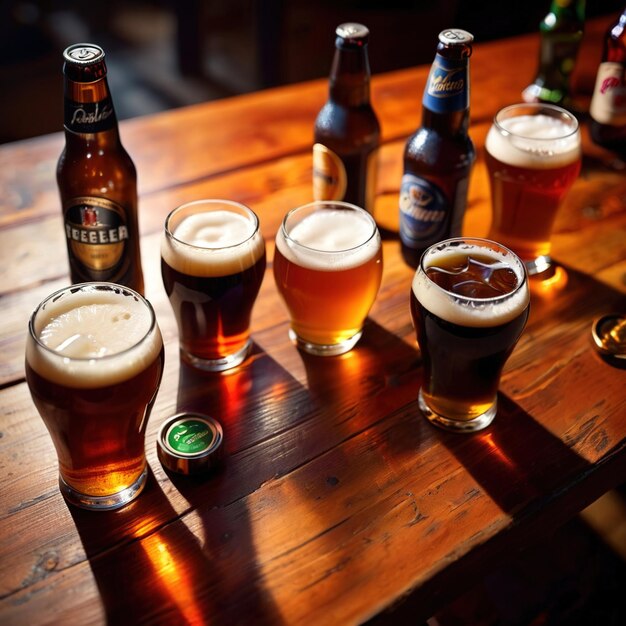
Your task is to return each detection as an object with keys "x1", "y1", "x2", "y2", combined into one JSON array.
[
  {"x1": 423, "y1": 54, "x2": 469, "y2": 113},
  {"x1": 64, "y1": 95, "x2": 117, "y2": 133},
  {"x1": 590, "y1": 62, "x2": 626, "y2": 125},
  {"x1": 399, "y1": 174, "x2": 448, "y2": 247},
  {"x1": 64, "y1": 196, "x2": 130, "y2": 278}
]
